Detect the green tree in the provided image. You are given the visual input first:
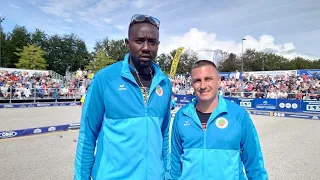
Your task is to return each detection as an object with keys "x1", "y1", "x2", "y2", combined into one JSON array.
[
  {"x1": 45, "y1": 33, "x2": 90, "y2": 75},
  {"x1": 285, "y1": 57, "x2": 313, "y2": 69},
  {"x1": 311, "y1": 59, "x2": 320, "y2": 69},
  {"x1": 85, "y1": 50, "x2": 116, "y2": 73},
  {"x1": 31, "y1": 29, "x2": 48, "y2": 50},
  {"x1": 0, "y1": 30, "x2": 6, "y2": 67},
  {"x1": 219, "y1": 53, "x2": 239, "y2": 72},
  {"x1": 263, "y1": 52, "x2": 289, "y2": 71},
  {"x1": 94, "y1": 37, "x2": 128, "y2": 61},
  {"x1": 155, "y1": 53, "x2": 172, "y2": 74},
  {"x1": 14, "y1": 44, "x2": 48, "y2": 70},
  {"x1": 216, "y1": 50, "x2": 229, "y2": 71},
  {"x1": 5, "y1": 25, "x2": 31, "y2": 68},
  {"x1": 165, "y1": 49, "x2": 198, "y2": 75}
]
